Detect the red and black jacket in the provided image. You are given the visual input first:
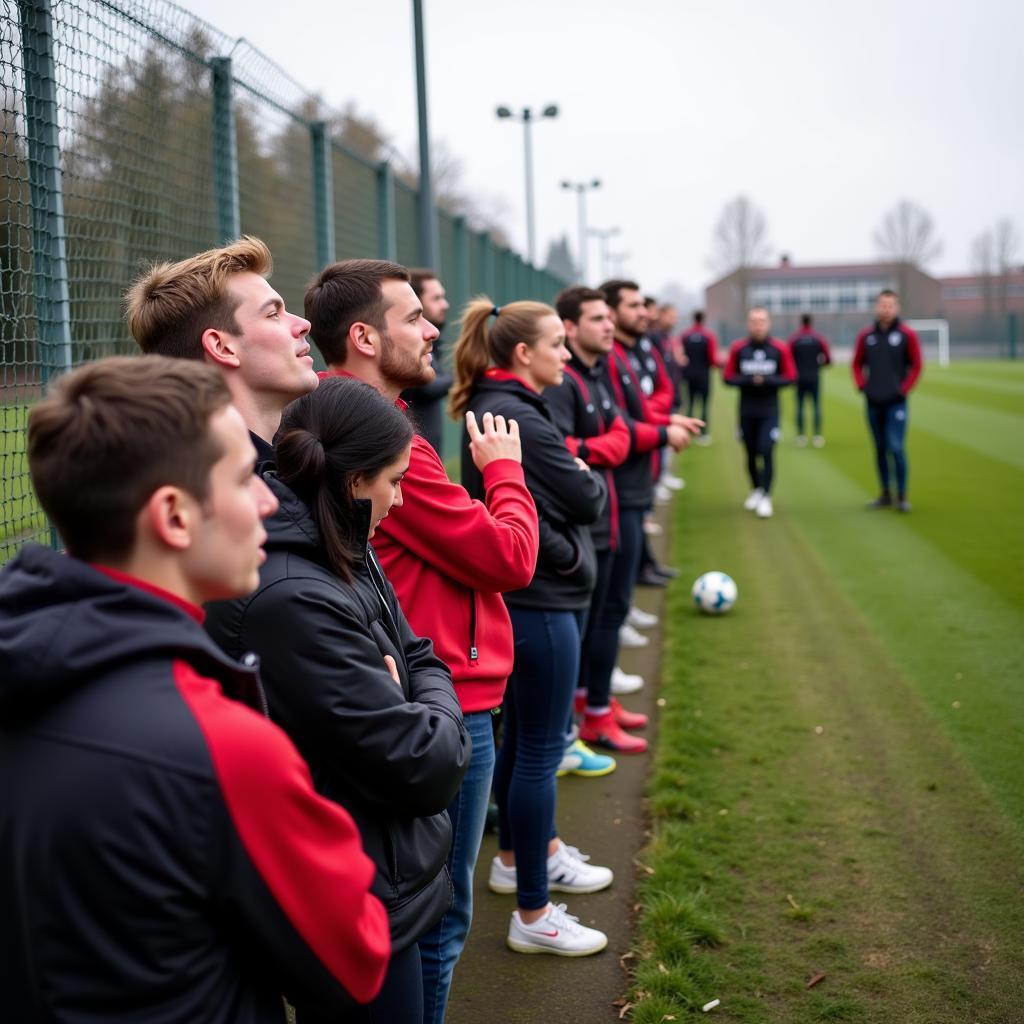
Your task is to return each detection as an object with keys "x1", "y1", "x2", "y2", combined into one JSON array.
[
  {"x1": 680, "y1": 325, "x2": 721, "y2": 385},
  {"x1": 852, "y1": 319, "x2": 923, "y2": 404},
  {"x1": 724, "y1": 337, "x2": 797, "y2": 417},
  {"x1": 787, "y1": 329, "x2": 833, "y2": 385},
  {"x1": 603, "y1": 339, "x2": 670, "y2": 509},
  {"x1": 0, "y1": 545, "x2": 390, "y2": 1023},
  {"x1": 545, "y1": 350, "x2": 630, "y2": 553}
]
